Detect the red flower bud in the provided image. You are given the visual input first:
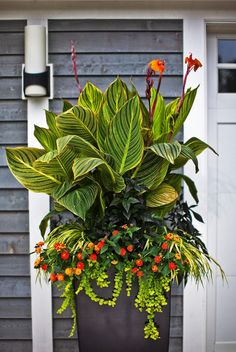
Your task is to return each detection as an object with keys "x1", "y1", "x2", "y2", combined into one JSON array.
[
  {"x1": 168, "y1": 262, "x2": 177, "y2": 270},
  {"x1": 161, "y1": 242, "x2": 168, "y2": 250},
  {"x1": 154, "y1": 255, "x2": 161, "y2": 264},
  {"x1": 119, "y1": 248, "x2": 127, "y2": 256},
  {"x1": 136, "y1": 259, "x2": 143, "y2": 267},
  {"x1": 60, "y1": 251, "x2": 70, "y2": 260},
  {"x1": 89, "y1": 253, "x2": 97, "y2": 261},
  {"x1": 131, "y1": 267, "x2": 139, "y2": 273},
  {"x1": 127, "y1": 245, "x2": 133, "y2": 252},
  {"x1": 76, "y1": 262, "x2": 85, "y2": 270}
]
